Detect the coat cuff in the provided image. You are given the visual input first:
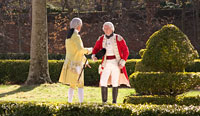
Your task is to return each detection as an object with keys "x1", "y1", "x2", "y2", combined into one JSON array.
[
  {"x1": 91, "y1": 54, "x2": 96, "y2": 60},
  {"x1": 119, "y1": 59, "x2": 126, "y2": 67}
]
